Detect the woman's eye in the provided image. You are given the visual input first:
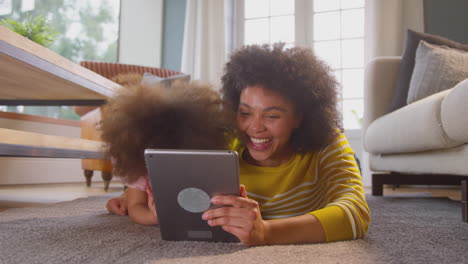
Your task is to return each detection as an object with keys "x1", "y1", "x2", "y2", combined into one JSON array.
[
  {"x1": 239, "y1": 112, "x2": 250, "y2": 116},
  {"x1": 266, "y1": 115, "x2": 280, "y2": 119}
]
